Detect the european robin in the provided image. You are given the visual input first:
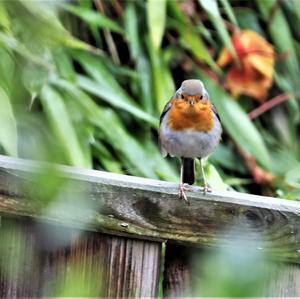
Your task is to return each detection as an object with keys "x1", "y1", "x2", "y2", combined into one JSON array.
[{"x1": 159, "y1": 79, "x2": 222, "y2": 202}]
